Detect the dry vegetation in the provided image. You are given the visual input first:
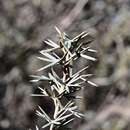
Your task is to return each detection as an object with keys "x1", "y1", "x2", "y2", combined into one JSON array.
[{"x1": 0, "y1": 0, "x2": 130, "y2": 130}]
